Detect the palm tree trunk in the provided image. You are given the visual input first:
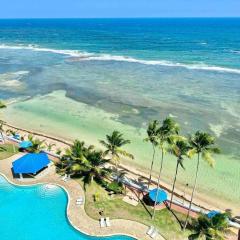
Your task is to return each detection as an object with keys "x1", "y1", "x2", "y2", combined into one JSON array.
[
  {"x1": 184, "y1": 153, "x2": 200, "y2": 230},
  {"x1": 147, "y1": 145, "x2": 155, "y2": 191},
  {"x1": 112, "y1": 152, "x2": 118, "y2": 168},
  {"x1": 170, "y1": 160, "x2": 180, "y2": 209},
  {"x1": 152, "y1": 148, "x2": 164, "y2": 219},
  {"x1": 0, "y1": 131, "x2": 5, "y2": 144},
  {"x1": 12, "y1": 144, "x2": 16, "y2": 153}
]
